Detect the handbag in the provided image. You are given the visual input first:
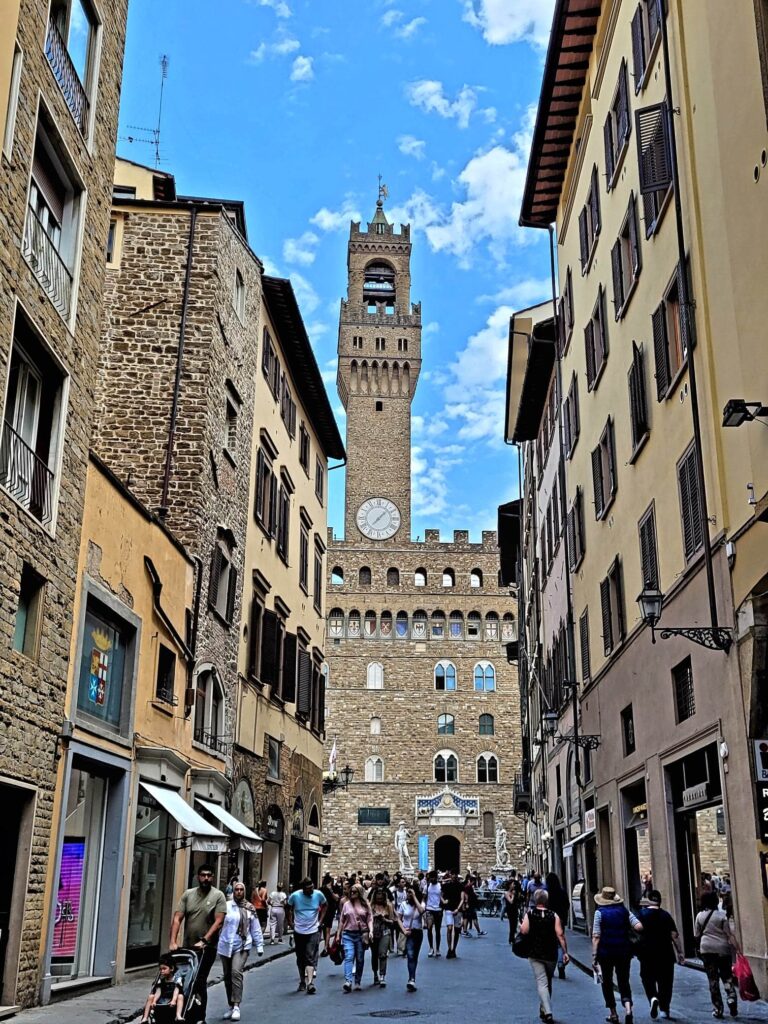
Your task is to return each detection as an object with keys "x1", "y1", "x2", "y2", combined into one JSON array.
[
  {"x1": 694, "y1": 909, "x2": 716, "y2": 956},
  {"x1": 327, "y1": 935, "x2": 344, "y2": 966},
  {"x1": 733, "y1": 954, "x2": 760, "y2": 1002},
  {"x1": 512, "y1": 928, "x2": 531, "y2": 959}
]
